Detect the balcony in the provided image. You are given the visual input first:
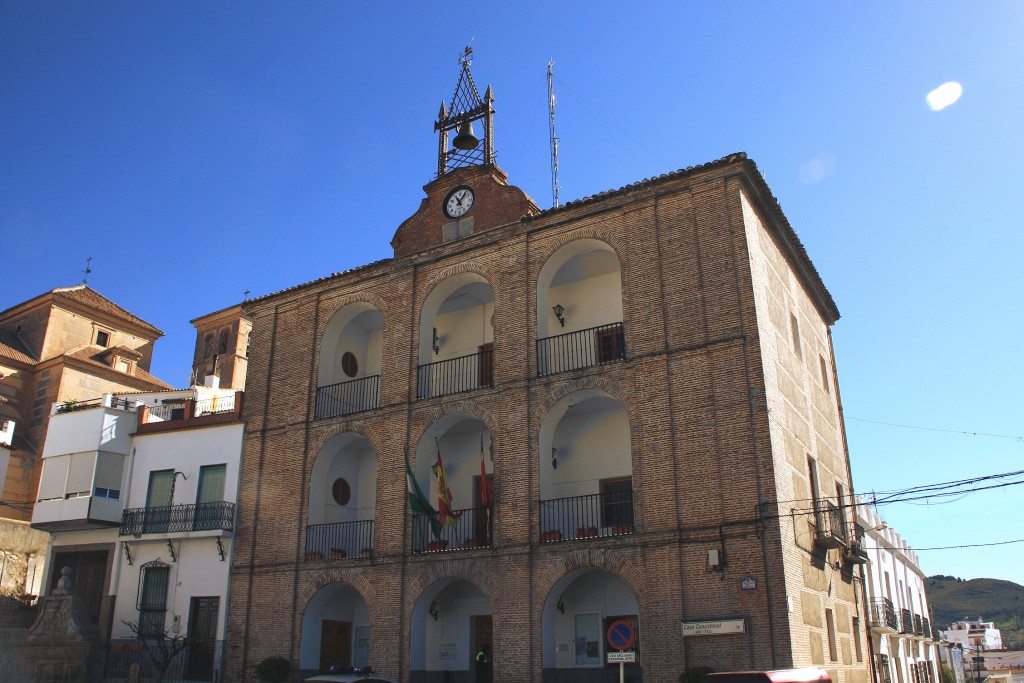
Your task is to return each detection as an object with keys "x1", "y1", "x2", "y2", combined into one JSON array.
[
  {"x1": 304, "y1": 520, "x2": 375, "y2": 561},
  {"x1": 136, "y1": 392, "x2": 243, "y2": 435},
  {"x1": 913, "y1": 613, "x2": 925, "y2": 639},
  {"x1": 537, "y1": 322, "x2": 626, "y2": 377},
  {"x1": 899, "y1": 608, "x2": 915, "y2": 635},
  {"x1": 119, "y1": 501, "x2": 235, "y2": 537},
  {"x1": 811, "y1": 500, "x2": 848, "y2": 549},
  {"x1": 314, "y1": 375, "x2": 380, "y2": 419},
  {"x1": 870, "y1": 598, "x2": 899, "y2": 632},
  {"x1": 923, "y1": 617, "x2": 933, "y2": 641},
  {"x1": 417, "y1": 348, "x2": 493, "y2": 399},
  {"x1": 539, "y1": 490, "x2": 635, "y2": 543},
  {"x1": 54, "y1": 396, "x2": 137, "y2": 415},
  {"x1": 411, "y1": 505, "x2": 492, "y2": 553}
]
